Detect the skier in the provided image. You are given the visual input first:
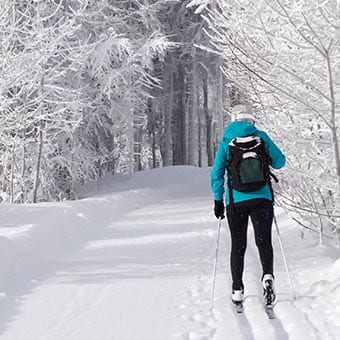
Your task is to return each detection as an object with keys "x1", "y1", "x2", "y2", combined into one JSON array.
[{"x1": 210, "y1": 104, "x2": 285, "y2": 309}]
